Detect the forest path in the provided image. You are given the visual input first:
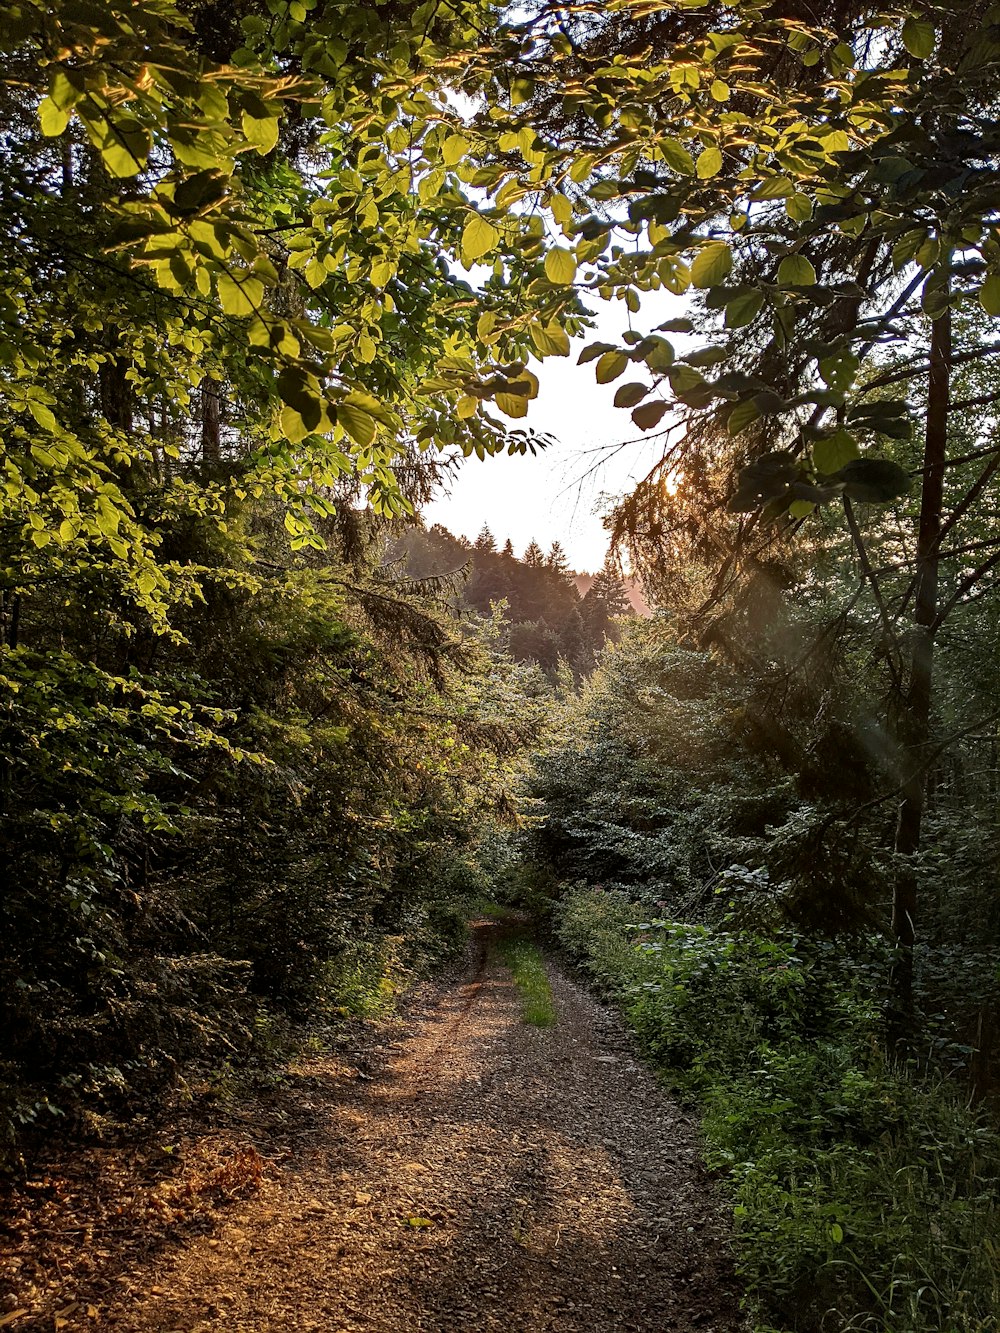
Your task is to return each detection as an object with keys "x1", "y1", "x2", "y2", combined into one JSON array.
[{"x1": 5, "y1": 921, "x2": 744, "y2": 1332}]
